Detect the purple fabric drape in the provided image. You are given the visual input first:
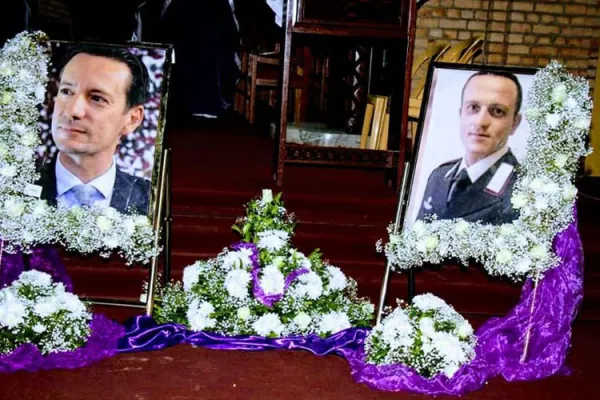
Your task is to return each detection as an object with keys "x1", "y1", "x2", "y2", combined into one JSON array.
[
  {"x1": 1, "y1": 243, "x2": 73, "y2": 291},
  {"x1": 339, "y1": 212, "x2": 584, "y2": 395},
  {"x1": 0, "y1": 314, "x2": 124, "y2": 373},
  {"x1": 118, "y1": 314, "x2": 369, "y2": 355}
]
